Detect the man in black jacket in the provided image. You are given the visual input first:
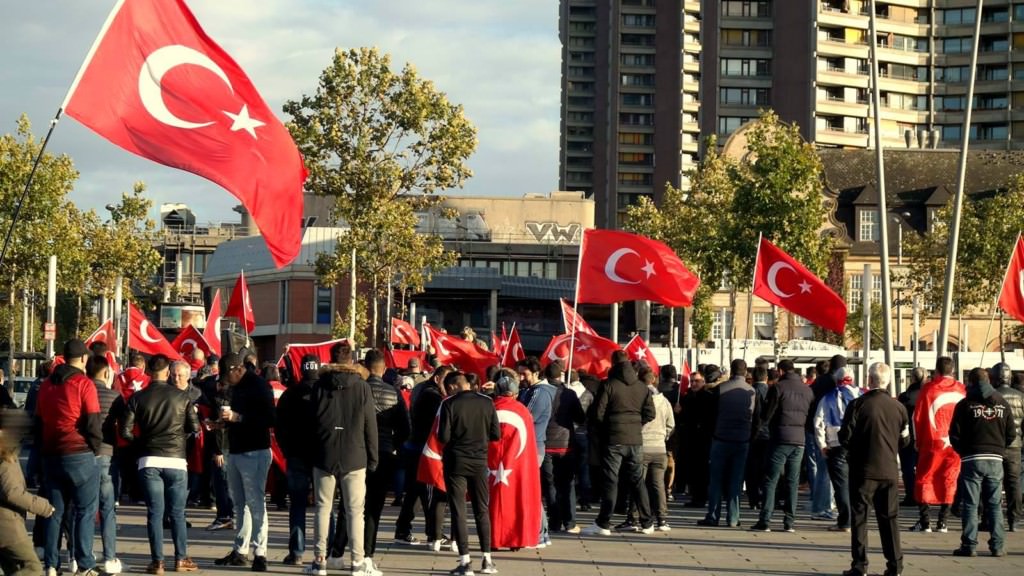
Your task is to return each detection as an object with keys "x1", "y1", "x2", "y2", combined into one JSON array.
[
  {"x1": 214, "y1": 353, "x2": 276, "y2": 571},
  {"x1": 583, "y1": 351, "x2": 656, "y2": 536},
  {"x1": 897, "y1": 367, "x2": 925, "y2": 506},
  {"x1": 122, "y1": 356, "x2": 200, "y2": 574},
  {"x1": 276, "y1": 354, "x2": 319, "y2": 565},
  {"x1": 751, "y1": 360, "x2": 814, "y2": 532},
  {"x1": 699, "y1": 359, "x2": 761, "y2": 528},
  {"x1": 308, "y1": 342, "x2": 379, "y2": 576},
  {"x1": 89, "y1": 354, "x2": 122, "y2": 574},
  {"x1": 991, "y1": 362, "x2": 1024, "y2": 531},
  {"x1": 331, "y1": 350, "x2": 410, "y2": 570},
  {"x1": 949, "y1": 367, "x2": 1017, "y2": 558},
  {"x1": 539, "y1": 361, "x2": 585, "y2": 533},
  {"x1": 438, "y1": 372, "x2": 500, "y2": 576},
  {"x1": 838, "y1": 362, "x2": 909, "y2": 576}
]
